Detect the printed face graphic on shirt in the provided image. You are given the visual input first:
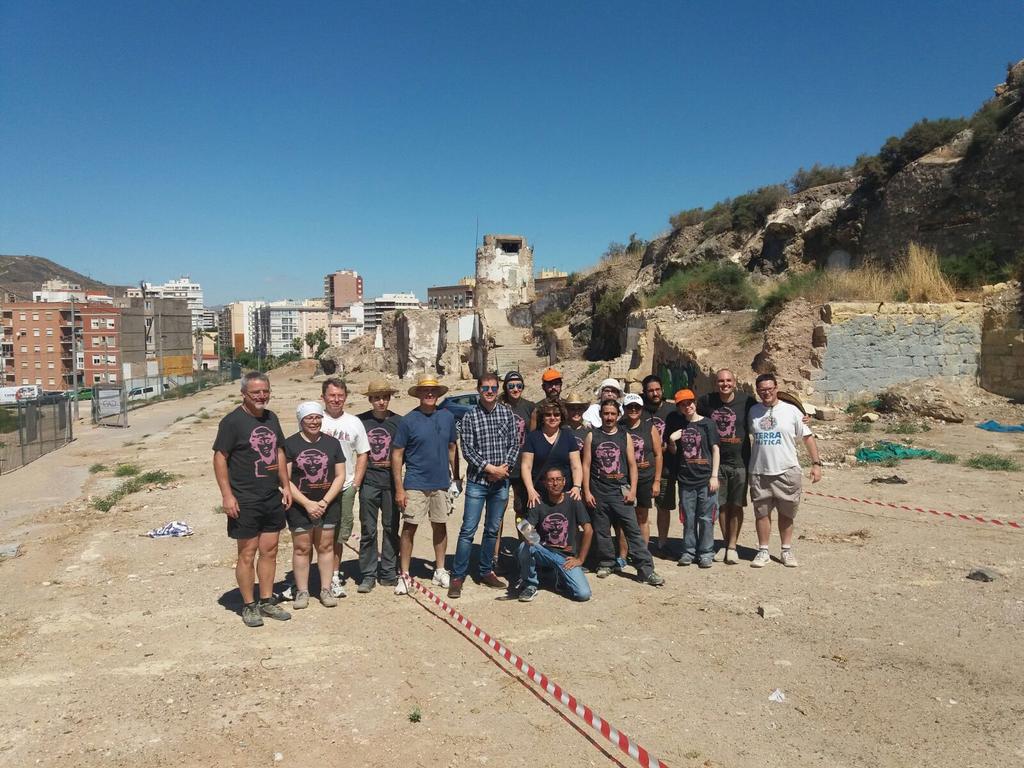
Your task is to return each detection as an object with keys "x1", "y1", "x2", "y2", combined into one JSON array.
[
  {"x1": 595, "y1": 441, "x2": 621, "y2": 475},
  {"x1": 758, "y1": 413, "x2": 777, "y2": 431},
  {"x1": 295, "y1": 448, "x2": 329, "y2": 487},
  {"x1": 249, "y1": 426, "x2": 278, "y2": 477},
  {"x1": 651, "y1": 416, "x2": 666, "y2": 439},
  {"x1": 539, "y1": 511, "x2": 570, "y2": 549},
  {"x1": 367, "y1": 427, "x2": 391, "y2": 463},
  {"x1": 573, "y1": 432, "x2": 585, "y2": 453},
  {"x1": 513, "y1": 413, "x2": 526, "y2": 446},
  {"x1": 632, "y1": 433, "x2": 646, "y2": 462},
  {"x1": 681, "y1": 427, "x2": 702, "y2": 461},
  {"x1": 711, "y1": 407, "x2": 737, "y2": 438}
]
